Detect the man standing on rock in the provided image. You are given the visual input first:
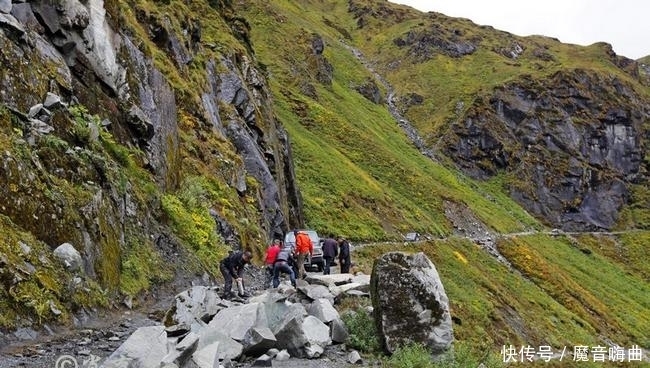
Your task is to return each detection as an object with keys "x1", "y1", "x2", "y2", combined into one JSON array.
[
  {"x1": 294, "y1": 230, "x2": 313, "y2": 280},
  {"x1": 264, "y1": 239, "x2": 281, "y2": 288},
  {"x1": 272, "y1": 244, "x2": 296, "y2": 288},
  {"x1": 219, "y1": 250, "x2": 252, "y2": 299},
  {"x1": 321, "y1": 235, "x2": 338, "y2": 275},
  {"x1": 338, "y1": 237, "x2": 351, "y2": 274}
]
